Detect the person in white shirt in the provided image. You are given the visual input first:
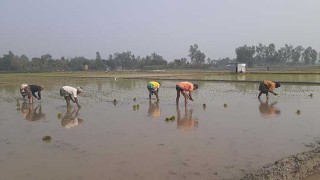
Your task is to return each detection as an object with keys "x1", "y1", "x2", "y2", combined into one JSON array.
[{"x1": 59, "y1": 86, "x2": 83, "y2": 107}]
